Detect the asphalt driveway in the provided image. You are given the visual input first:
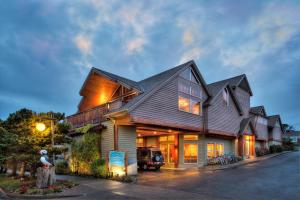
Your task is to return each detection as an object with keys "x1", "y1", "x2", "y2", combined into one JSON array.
[
  {"x1": 56, "y1": 151, "x2": 300, "y2": 200},
  {"x1": 137, "y1": 151, "x2": 300, "y2": 200}
]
